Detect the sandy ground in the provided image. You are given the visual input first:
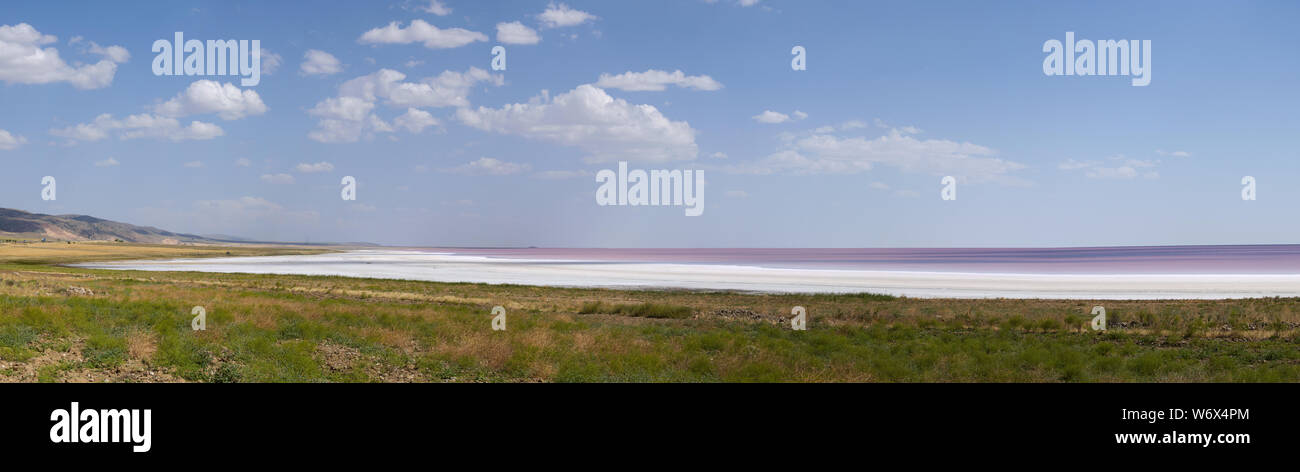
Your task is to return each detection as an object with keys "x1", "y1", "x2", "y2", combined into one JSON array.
[{"x1": 75, "y1": 250, "x2": 1300, "y2": 299}]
